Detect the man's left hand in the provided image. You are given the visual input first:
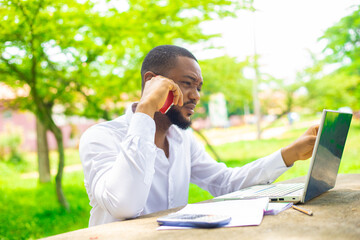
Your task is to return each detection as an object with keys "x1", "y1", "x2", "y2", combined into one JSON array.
[{"x1": 281, "y1": 124, "x2": 319, "y2": 167}]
